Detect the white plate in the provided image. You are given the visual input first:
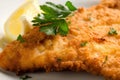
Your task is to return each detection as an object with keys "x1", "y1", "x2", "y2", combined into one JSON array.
[{"x1": 0, "y1": 0, "x2": 104, "y2": 80}]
